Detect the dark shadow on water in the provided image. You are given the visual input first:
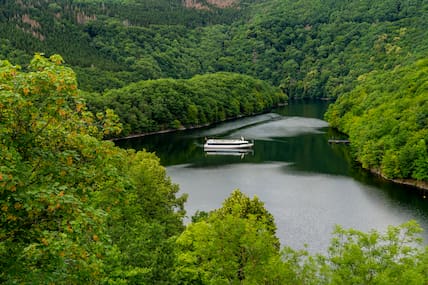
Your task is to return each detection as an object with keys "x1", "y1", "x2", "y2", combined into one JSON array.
[{"x1": 116, "y1": 100, "x2": 428, "y2": 248}]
